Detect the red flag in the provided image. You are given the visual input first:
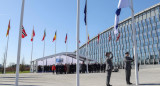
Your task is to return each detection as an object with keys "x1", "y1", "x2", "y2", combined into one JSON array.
[
  {"x1": 65, "y1": 33, "x2": 67, "y2": 44},
  {"x1": 79, "y1": 40, "x2": 80, "y2": 43},
  {"x1": 116, "y1": 33, "x2": 120, "y2": 41},
  {"x1": 109, "y1": 34, "x2": 111, "y2": 41},
  {"x1": 98, "y1": 34, "x2": 100, "y2": 43},
  {"x1": 42, "y1": 30, "x2": 46, "y2": 41},
  {"x1": 31, "y1": 28, "x2": 35, "y2": 42},
  {"x1": 88, "y1": 34, "x2": 90, "y2": 44},
  {"x1": 22, "y1": 26, "x2": 27, "y2": 38}
]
